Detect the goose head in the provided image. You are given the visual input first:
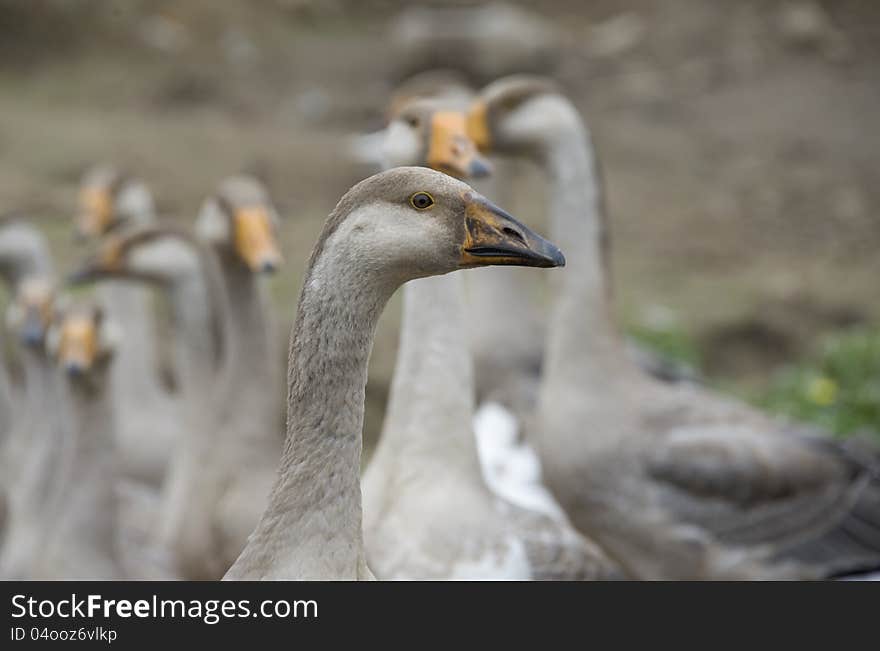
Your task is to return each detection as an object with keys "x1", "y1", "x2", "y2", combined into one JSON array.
[
  {"x1": 6, "y1": 276, "x2": 58, "y2": 349},
  {"x1": 383, "y1": 99, "x2": 492, "y2": 179},
  {"x1": 194, "y1": 175, "x2": 284, "y2": 274},
  {"x1": 317, "y1": 167, "x2": 564, "y2": 282},
  {"x1": 68, "y1": 227, "x2": 203, "y2": 288},
  {"x1": 47, "y1": 302, "x2": 118, "y2": 380},
  {"x1": 386, "y1": 69, "x2": 474, "y2": 120},
  {"x1": 0, "y1": 217, "x2": 53, "y2": 290},
  {"x1": 76, "y1": 164, "x2": 155, "y2": 239},
  {"x1": 467, "y1": 75, "x2": 578, "y2": 159}
]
